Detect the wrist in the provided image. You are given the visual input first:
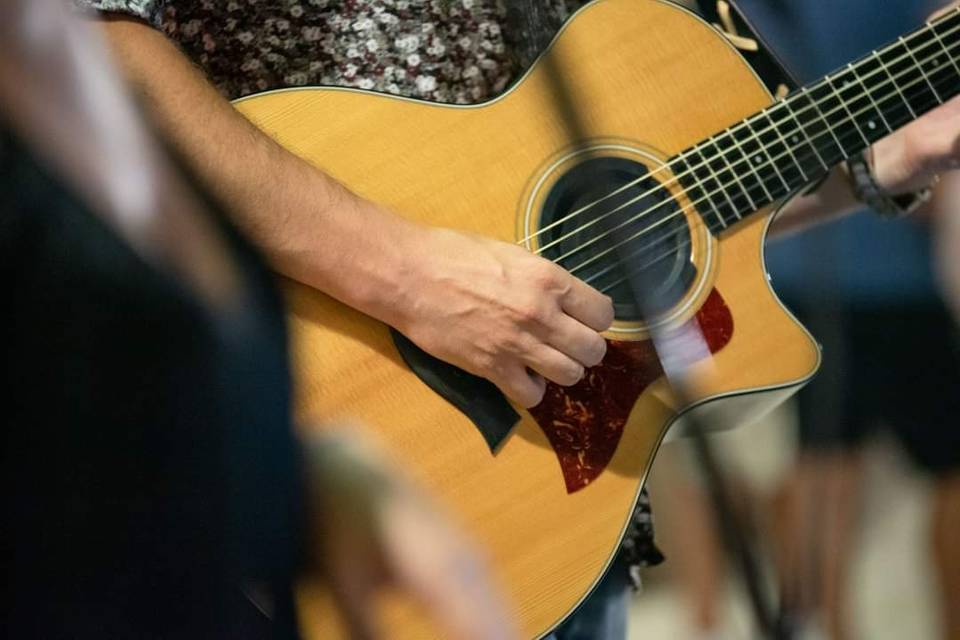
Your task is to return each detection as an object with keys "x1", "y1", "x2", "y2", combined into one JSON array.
[
  {"x1": 264, "y1": 179, "x2": 424, "y2": 327},
  {"x1": 869, "y1": 134, "x2": 940, "y2": 196},
  {"x1": 331, "y1": 199, "x2": 426, "y2": 329},
  {"x1": 846, "y1": 149, "x2": 935, "y2": 218}
]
